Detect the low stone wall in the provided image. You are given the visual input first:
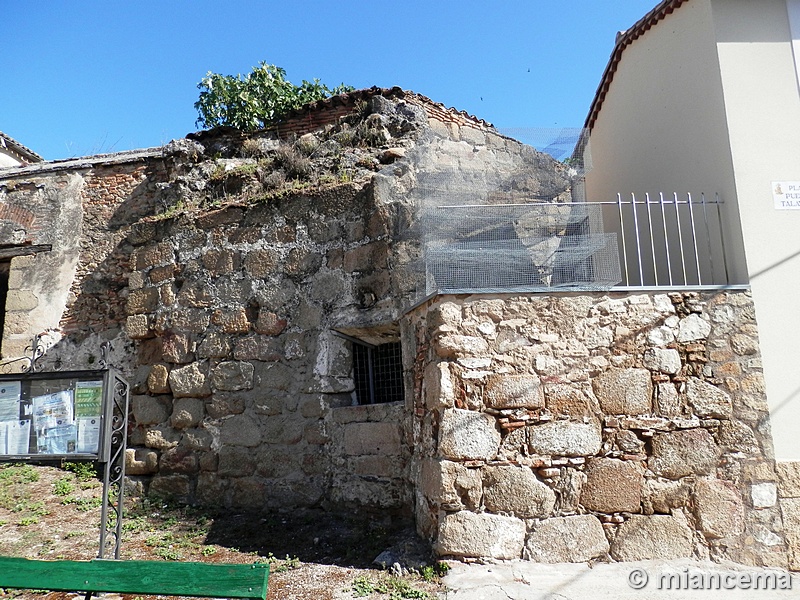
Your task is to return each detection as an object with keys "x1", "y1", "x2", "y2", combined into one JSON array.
[
  {"x1": 328, "y1": 403, "x2": 411, "y2": 511},
  {"x1": 409, "y1": 290, "x2": 787, "y2": 567}
]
